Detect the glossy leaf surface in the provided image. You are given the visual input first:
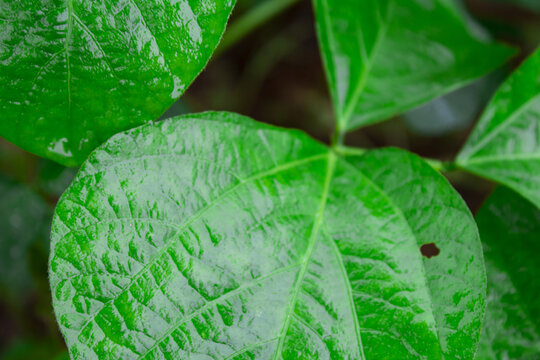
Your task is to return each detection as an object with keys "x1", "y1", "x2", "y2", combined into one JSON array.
[
  {"x1": 476, "y1": 187, "x2": 540, "y2": 359},
  {"x1": 347, "y1": 148, "x2": 486, "y2": 360},
  {"x1": 50, "y1": 112, "x2": 484, "y2": 359},
  {"x1": 0, "y1": 0, "x2": 235, "y2": 166},
  {"x1": 0, "y1": 176, "x2": 50, "y2": 297},
  {"x1": 312, "y1": 0, "x2": 514, "y2": 132},
  {"x1": 458, "y1": 48, "x2": 540, "y2": 208}
]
